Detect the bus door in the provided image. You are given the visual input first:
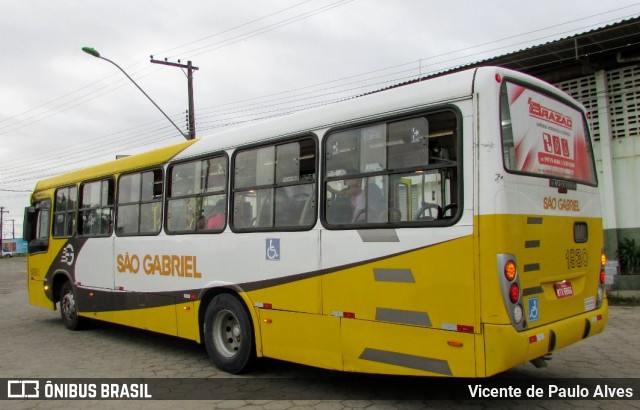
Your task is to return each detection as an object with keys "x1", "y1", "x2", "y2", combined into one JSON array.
[
  {"x1": 24, "y1": 199, "x2": 54, "y2": 309},
  {"x1": 73, "y1": 179, "x2": 116, "y2": 291}
]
